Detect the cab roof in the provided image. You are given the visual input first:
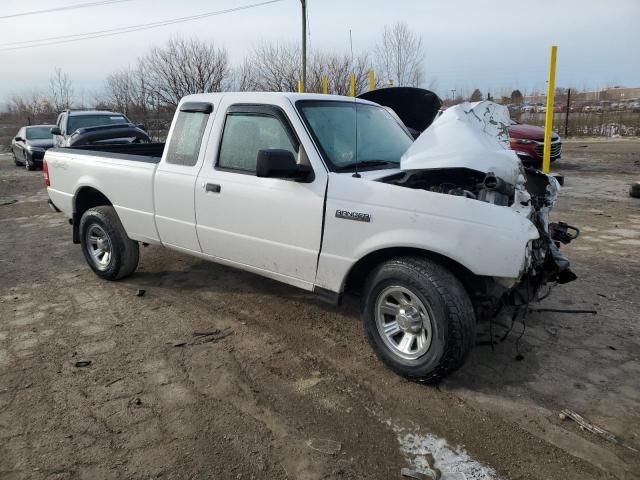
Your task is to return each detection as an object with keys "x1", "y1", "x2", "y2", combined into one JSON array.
[{"x1": 180, "y1": 91, "x2": 377, "y2": 106}]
